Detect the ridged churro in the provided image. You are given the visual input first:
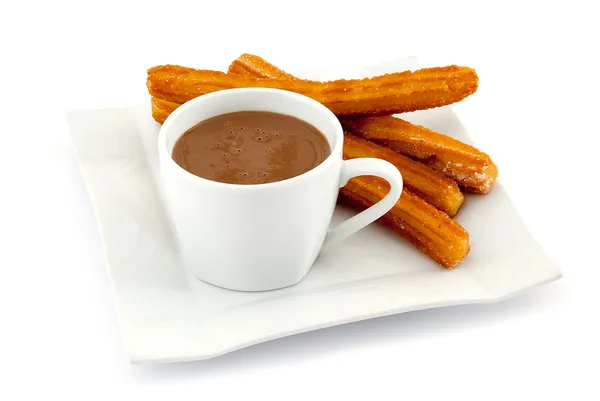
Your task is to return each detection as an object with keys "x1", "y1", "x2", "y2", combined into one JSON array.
[
  {"x1": 228, "y1": 53, "x2": 296, "y2": 79},
  {"x1": 147, "y1": 64, "x2": 478, "y2": 117},
  {"x1": 151, "y1": 96, "x2": 178, "y2": 124},
  {"x1": 343, "y1": 134, "x2": 463, "y2": 216},
  {"x1": 339, "y1": 178, "x2": 470, "y2": 268},
  {"x1": 342, "y1": 117, "x2": 498, "y2": 193}
]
